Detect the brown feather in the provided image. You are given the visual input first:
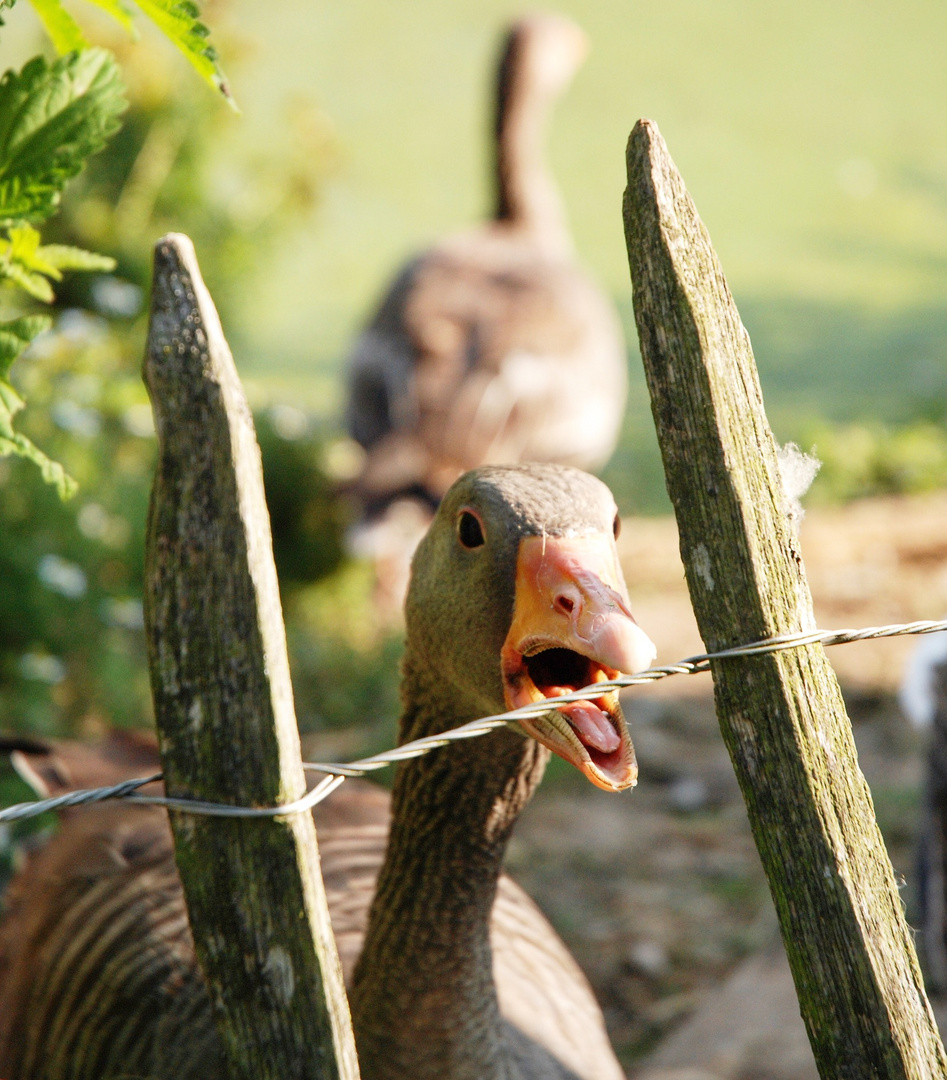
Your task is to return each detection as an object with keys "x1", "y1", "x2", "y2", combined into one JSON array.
[{"x1": 0, "y1": 760, "x2": 616, "y2": 1080}]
